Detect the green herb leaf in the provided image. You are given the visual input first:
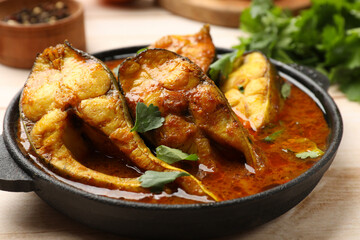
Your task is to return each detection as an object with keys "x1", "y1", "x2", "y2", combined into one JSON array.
[
  {"x1": 156, "y1": 145, "x2": 198, "y2": 164},
  {"x1": 139, "y1": 170, "x2": 190, "y2": 192},
  {"x1": 209, "y1": 49, "x2": 243, "y2": 82},
  {"x1": 137, "y1": 47, "x2": 148, "y2": 54},
  {"x1": 238, "y1": 0, "x2": 360, "y2": 102},
  {"x1": 249, "y1": 0, "x2": 274, "y2": 19},
  {"x1": 284, "y1": 138, "x2": 325, "y2": 159},
  {"x1": 281, "y1": 82, "x2": 291, "y2": 99},
  {"x1": 237, "y1": 84, "x2": 245, "y2": 93},
  {"x1": 131, "y1": 102, "x2": 164, "y2": 133},
  {"x1": 295, "y1": 148, "x2": 324, "y2": 159},
  {"x1": 263, "y1": 129, "x2": 284, "y2": 142}
]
